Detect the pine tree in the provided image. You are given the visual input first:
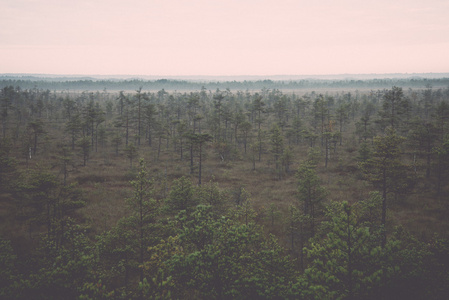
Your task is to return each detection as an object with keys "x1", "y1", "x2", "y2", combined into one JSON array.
[
  {"x1": 97, "y1": 159, "x2": 160, "y2": 293},
  {"x1": 377, "y1": 86, "x2": 408, "y2": 132},
  {"x1": 127, "y1": 158, "x2": 159, "y2": 282},
  {"x1": 27, "y1": 119, "x2": 46, "y2": 156},
  {"x1": 77, "y1": 136, "x2": 90, "y2": 166},
  {"x1": 296, "y1": 161, "x2": 327, "y2": 236},
  {"x1": 434, "y1": 136, "x2": 449, "y2": 195},
  {"x1": 124, "y1": 143, "x2": 138, "y2": 169},
  {"x1": 270, "y1": 125, "x2": 284, "y2": 179},
  {"x1": 359, "y1": 127, "x2": 409, "y2": 247},
  {"x1": 303, "y1": 201, "x2": 384, "y2": 299},
  {"x1": 166, "y1": 176, "x2": 197, "y2": 212}
]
